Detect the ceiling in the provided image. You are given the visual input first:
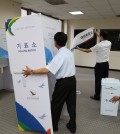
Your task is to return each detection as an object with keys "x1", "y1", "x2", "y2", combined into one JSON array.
[{"x1": 13, "y1": 0, "x2": 120, "y2": 20}]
